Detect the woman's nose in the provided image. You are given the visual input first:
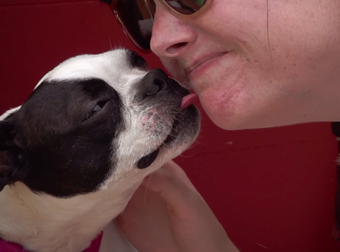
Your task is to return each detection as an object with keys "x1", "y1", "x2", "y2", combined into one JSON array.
[{"x1": 150, "y1": 3, "x2": 197, "y2": 57}]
